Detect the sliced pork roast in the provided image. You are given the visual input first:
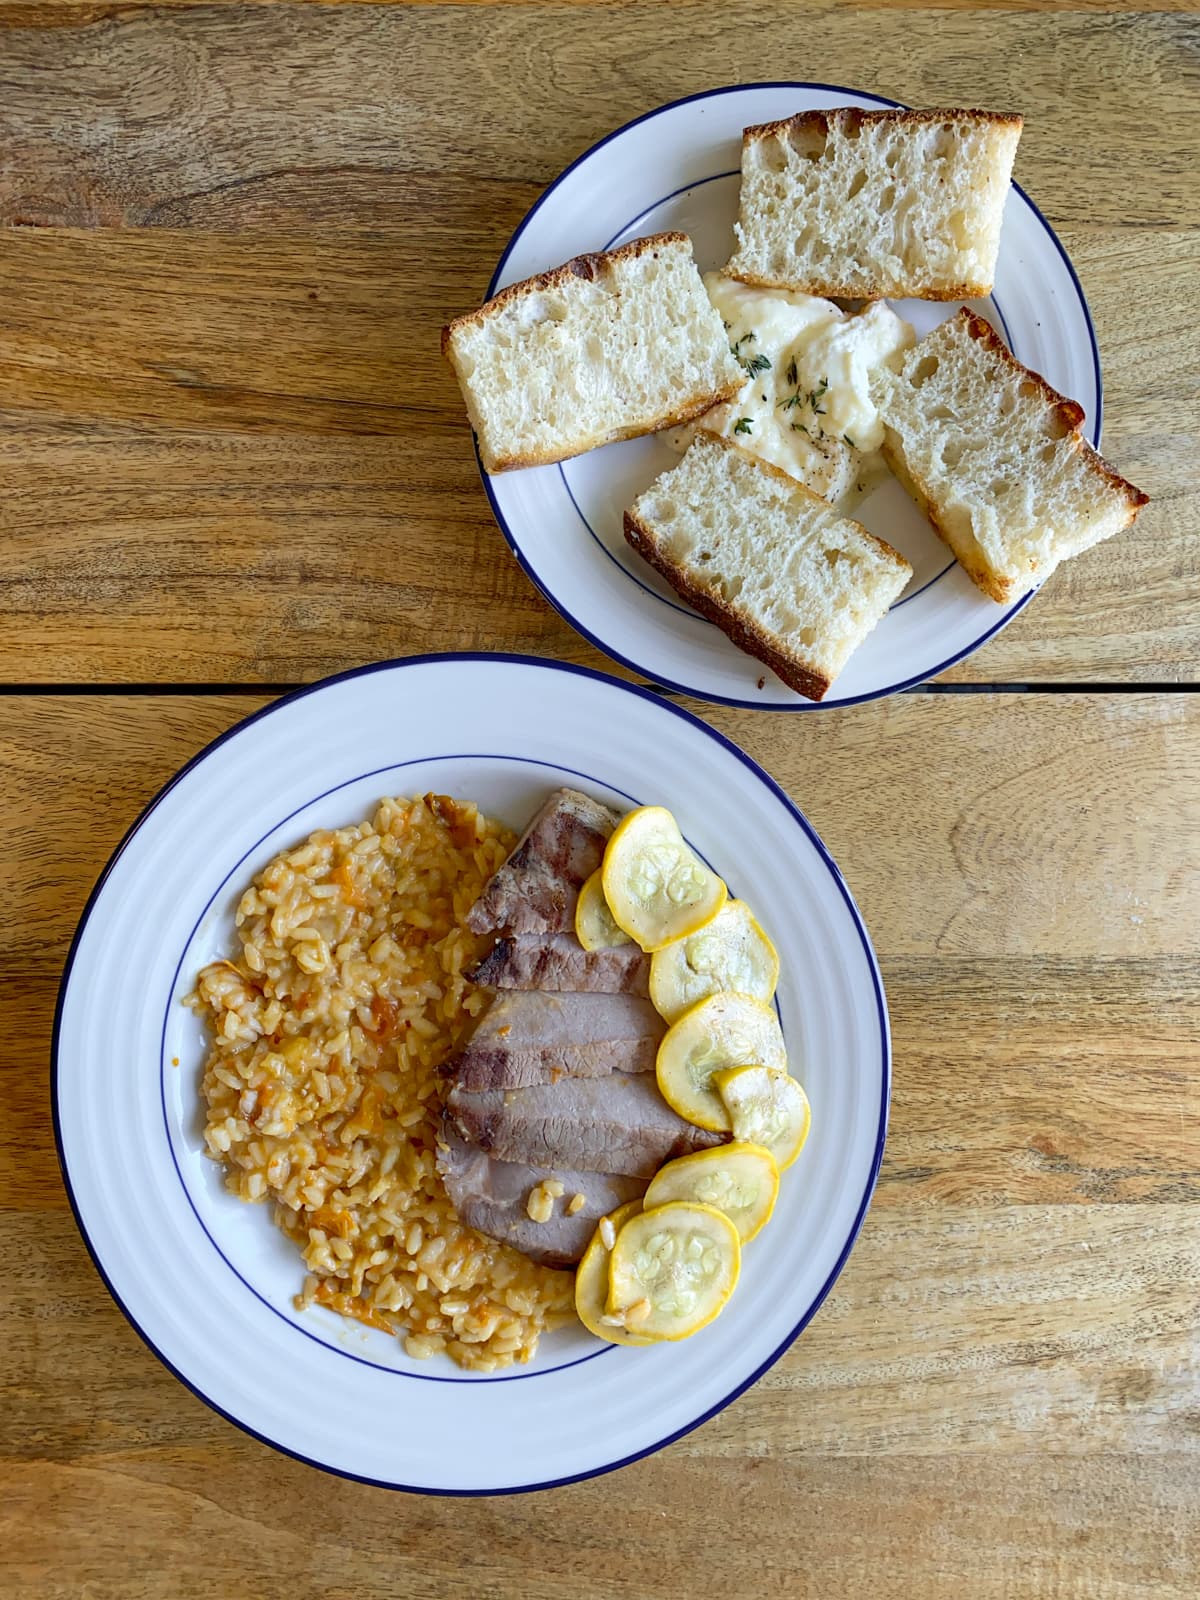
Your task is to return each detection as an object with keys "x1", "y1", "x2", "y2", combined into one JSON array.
[
  {"x1": 444, "y1": 785, "x2": 722, "y2": 1265},
  {"x1": 469, "y1": 932, "x2": 650, "y2": 997},
  {"x1": 466, "y1": 787, "x2": 618, "y2": 936},
  {"x1": 436, "y1": 1125, "x2": 646, "y2": 1269},
  {"x1": 445, "y1": 1072, "x2": 724, "y2": 1180},
  {"x1": 443, "y1": 990, "x2": 665, "y2": 1092}
]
